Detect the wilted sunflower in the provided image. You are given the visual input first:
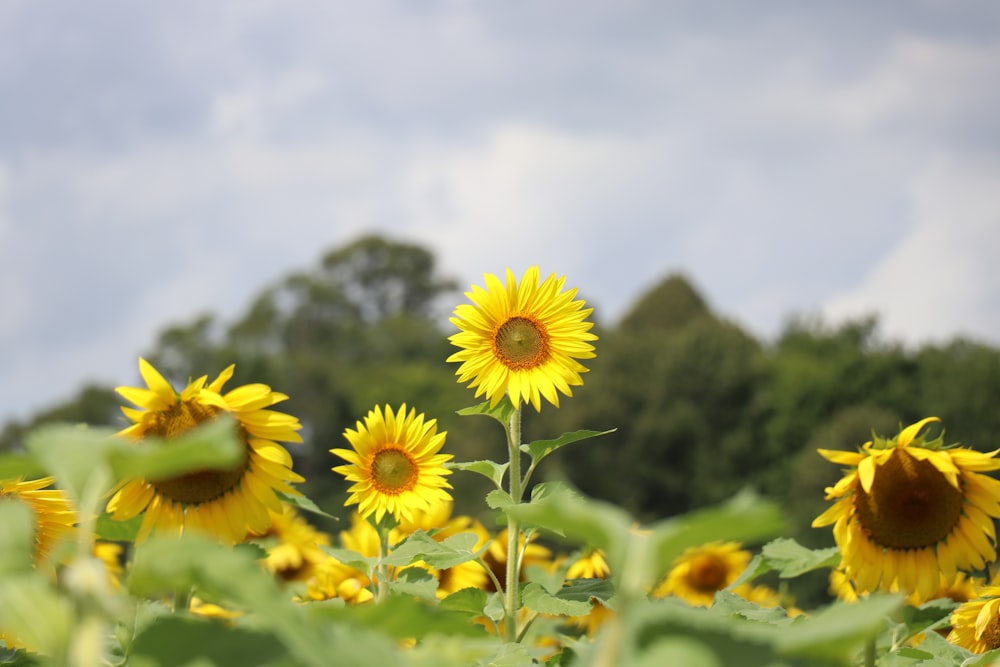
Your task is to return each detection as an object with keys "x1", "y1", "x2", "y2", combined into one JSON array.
[
  {"x1": 107, "y1": 358, "x2": 305, "y2": 544},
  {"x1": 651, "y1": 541, "x2": 750, "y2": 607},
  {"x1": 447, "y1": 267, "x2": 597, "y2": 411},
  {"x1": 331, "y1": 404, "x2": 452, "y2": 524},
  {"x1": 948, "y1": 585, "x2": 1000, "y2": 653},
  {"x1": 0, "y1": 477, "x2": 75, "y2": 564},
  {"x1": 813, "y1": 417, "x2": 1000, "y2": 604}
]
